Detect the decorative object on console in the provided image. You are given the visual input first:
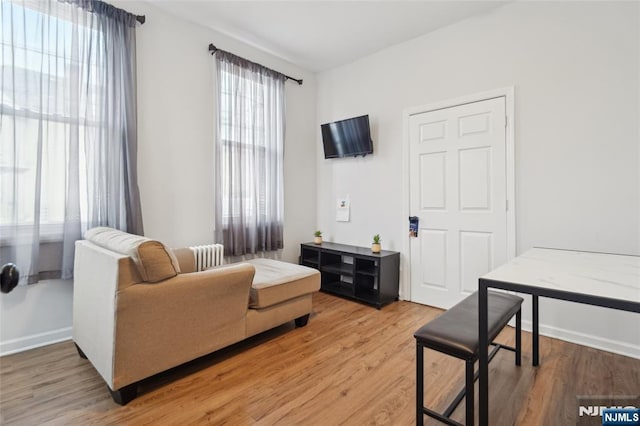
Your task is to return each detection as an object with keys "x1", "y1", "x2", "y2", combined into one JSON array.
[
  {"x1": 372, "y1": 234, "x2": 381, "y2": 253},
  {"x1": 314, "y1": 231, "x2": 323, "y2": 245}
]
